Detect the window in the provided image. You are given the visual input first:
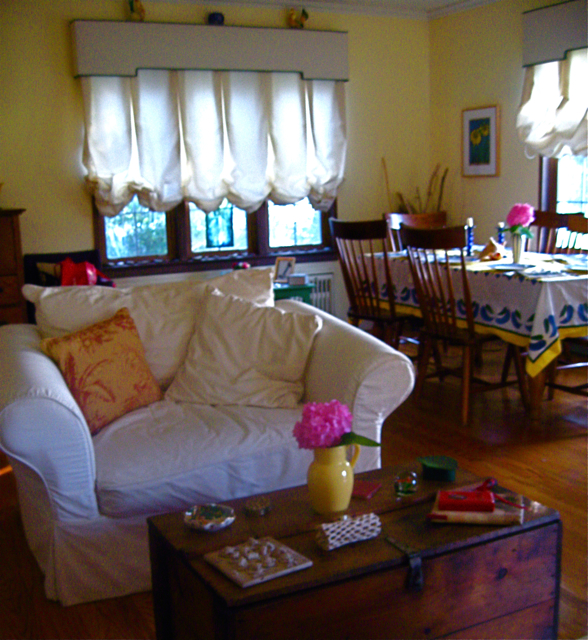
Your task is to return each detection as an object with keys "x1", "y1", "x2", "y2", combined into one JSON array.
[
  {"x1": 540, "y1": 156, "x2": 588, "y2": 214},
  {"x1": 103, "y1": 197, "x2": 168, "y2": 260},
  {"x1": 188, "y1": 200, "x2": 248, "y2": 254},
  {"x1": 84, "y1": 69, "x2": 345, "y2": 276},
  {"x1": 555, "y1": 155, "x2": 588, "y2": 214},
  {"x1": 540, "y1": 155, "x2": 588, "y2": 251},
  {"x1": 268, "y1": 200, "x2": 322, "y2": 249},
  {"x1": 95, "y1": 196, "x2": 335, "y2": 274}
]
